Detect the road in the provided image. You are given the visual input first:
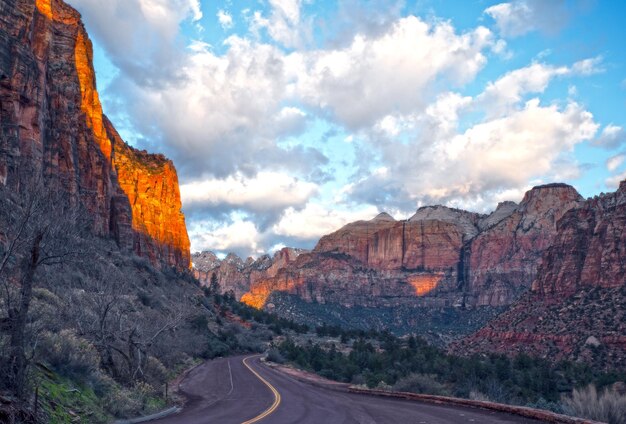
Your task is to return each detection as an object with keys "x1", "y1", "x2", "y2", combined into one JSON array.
[{"x1": 152, "y1": 355, "x2": 543, "y2": 424}]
